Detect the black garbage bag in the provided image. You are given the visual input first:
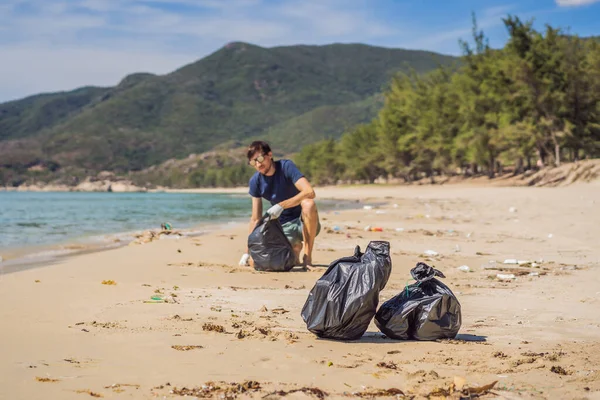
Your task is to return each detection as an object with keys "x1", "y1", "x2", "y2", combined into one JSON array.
[
  {"x1": 301, "y1": 241, "x2": 392, "y2": 340},
  {"x1": 248, "y1": 213, "x2": 296, "y2": 272},
  {"x1": 375, "y1": 262, "x2": 461, "y2": 341}
]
